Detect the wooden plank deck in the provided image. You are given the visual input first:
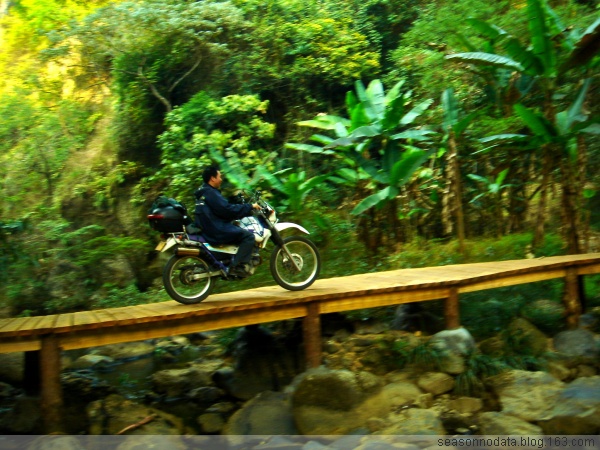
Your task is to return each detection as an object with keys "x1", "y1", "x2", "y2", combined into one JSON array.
[{"x1": 0, "y1": 253, "x2": 599, "y2": 354}]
